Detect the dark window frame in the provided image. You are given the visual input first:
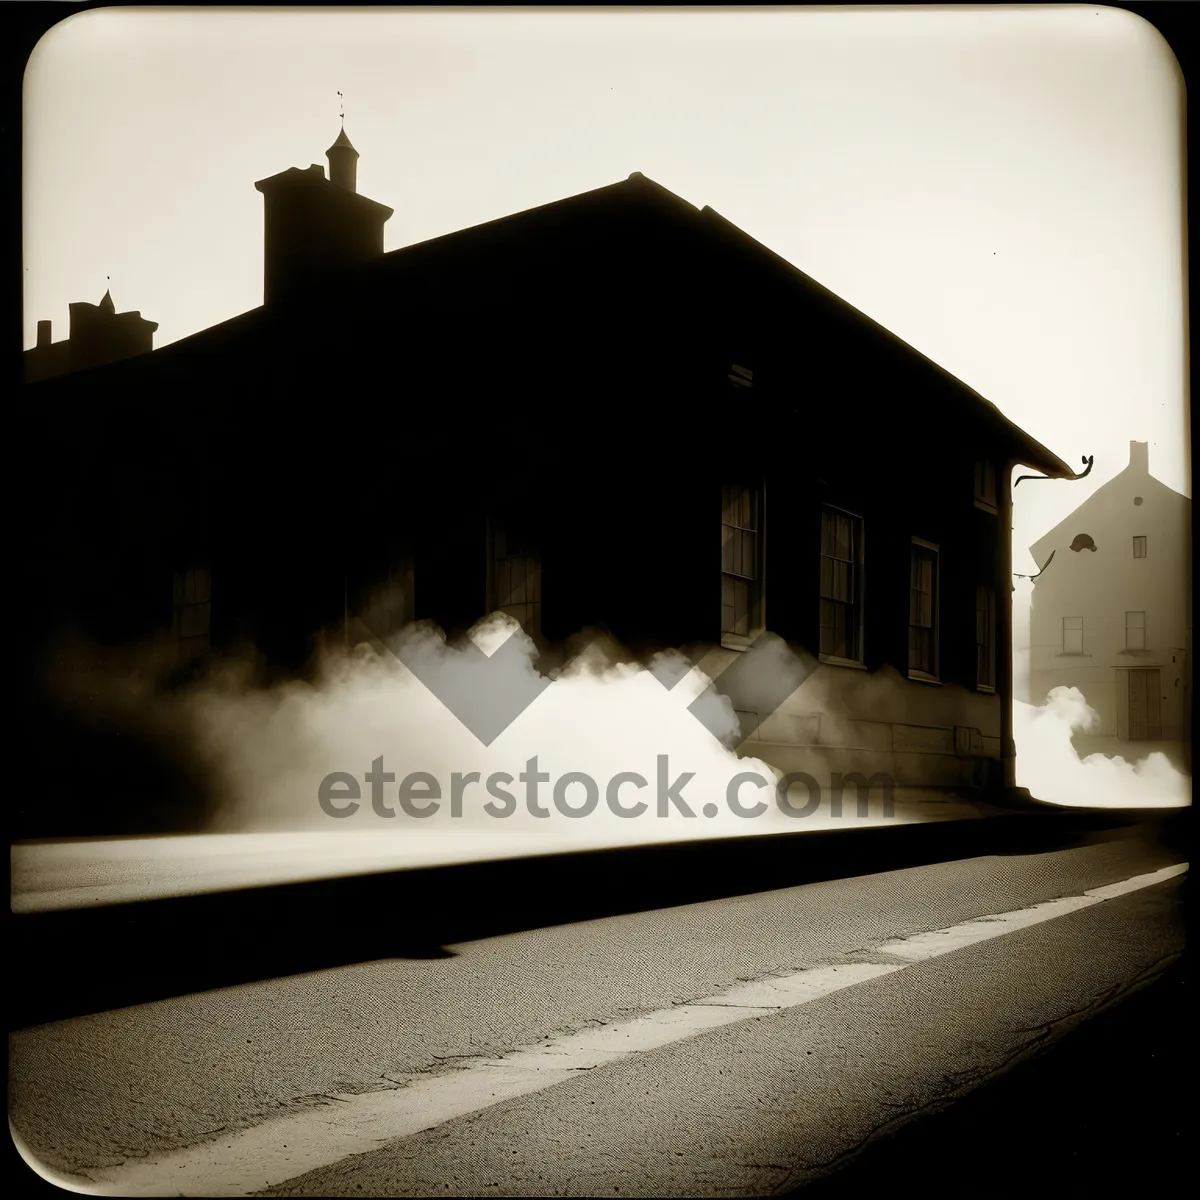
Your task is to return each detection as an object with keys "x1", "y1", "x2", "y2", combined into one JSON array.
[
  {"x1": 908, "y1": 538, "x2": 940, "y2": 682},
  {"x1": 819, "y1": 504, "x2": 865, "y2": 667},
  {"x1": 172, "y1": 566, "x2": 211, "y2": 663},
  {"x1": 721, "y1": 482, "x2": 765, "y2": 649},
  {"x1": 1063, "y1": 615, "x2": 1084, "y2": 655},
  {"x1": 1125, "y1": 610, "x2": 1146, "y2": 651},
  {"x1": 975, "y1": 583, "x2": 996, "y2": 692},
  {"x1": 487, "y1": 520, "x2": 542, "y2": 638},
  {"x1": 974, "y1": 460, "x2": 998, "y2": 513}
]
